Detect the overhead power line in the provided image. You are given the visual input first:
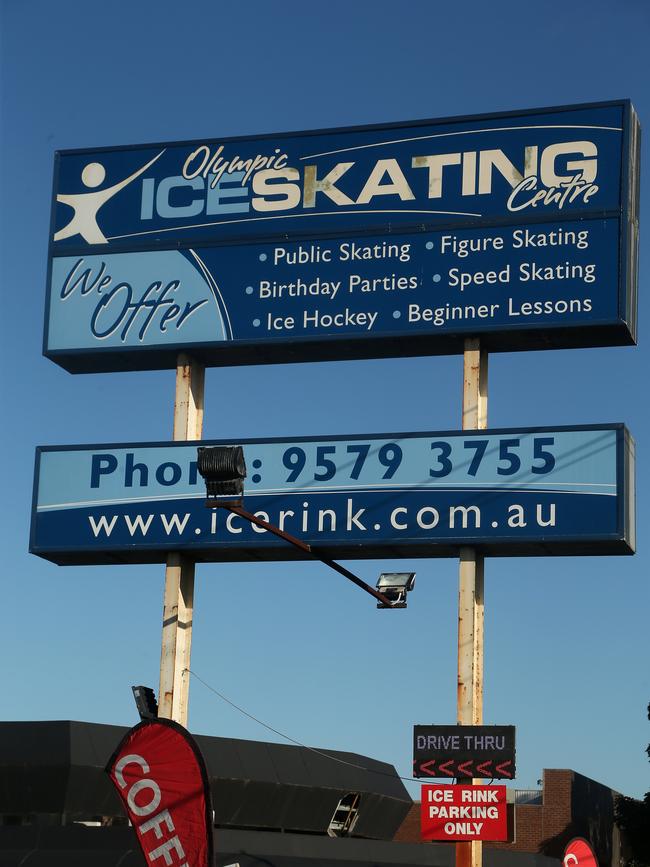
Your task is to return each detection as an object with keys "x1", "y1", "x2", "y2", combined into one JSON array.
[{"x1": 186, "y1": 668, "x2": 423, "y2": 786}]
